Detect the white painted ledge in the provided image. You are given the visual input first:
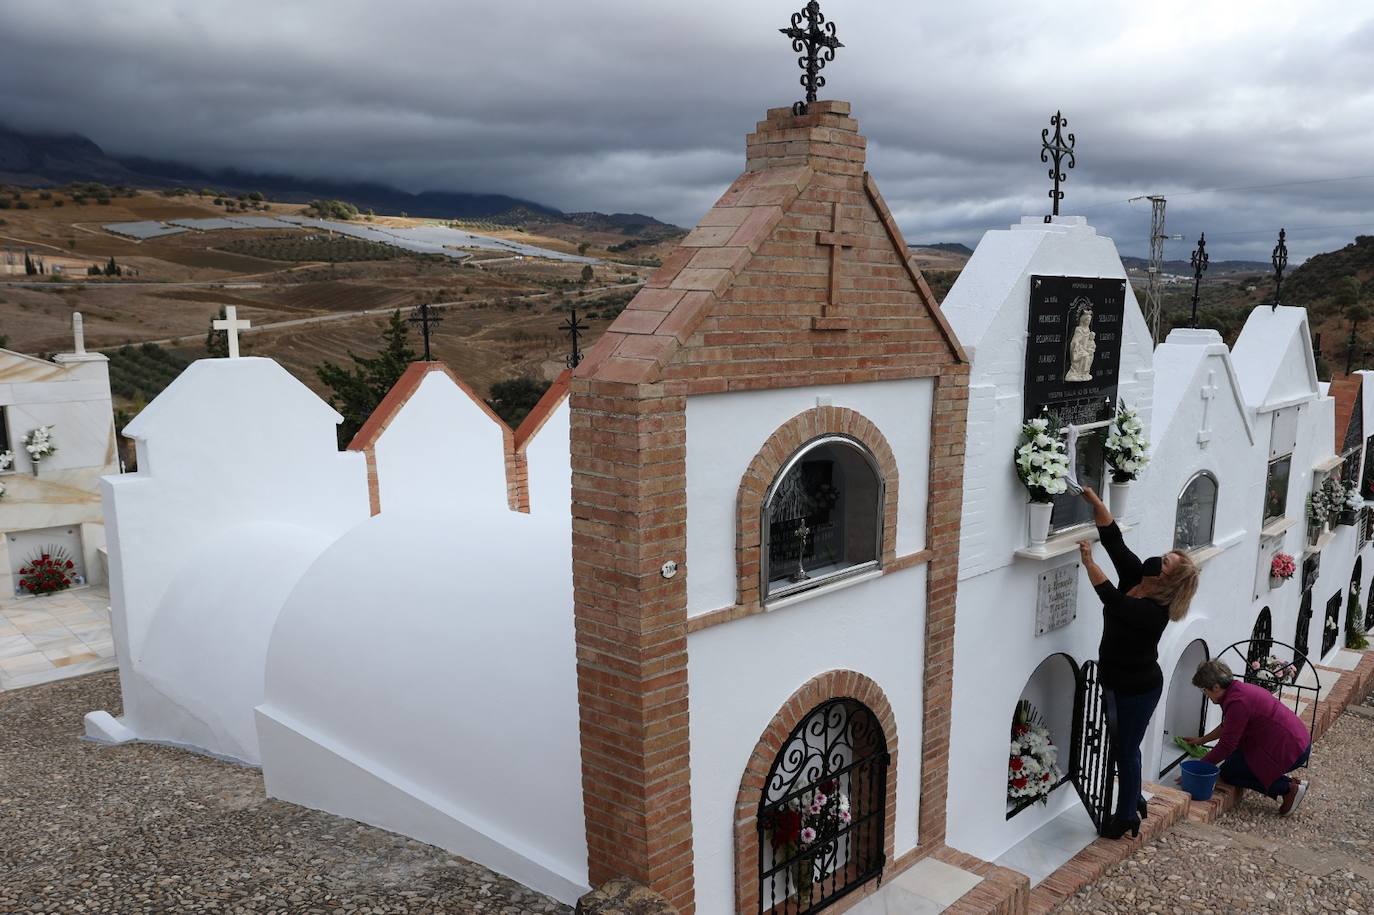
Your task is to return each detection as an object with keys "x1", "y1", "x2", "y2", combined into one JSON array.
[
  {"x1": 1260, "y1": 516, "x2": 1297, "y2": 539},
  {"x1": 1313, "y1": 454, "x2": 1342, "y2": 473},
  {"x1": 1014, "y1": 522, "x2": 1133, "y2": 562}
]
